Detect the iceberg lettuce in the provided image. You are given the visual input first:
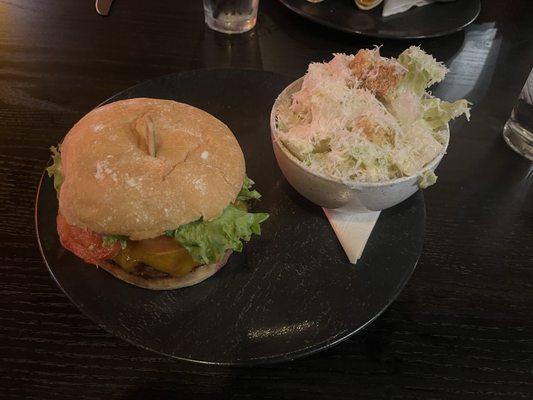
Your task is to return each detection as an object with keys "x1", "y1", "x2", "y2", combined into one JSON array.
[
  {"x1": 397, "y1": 46, "x2": 448, "y2": 97},
  {"x1": 418, "y1": 170, "x2": 438, "y2": 189},
  {"x1": 237, "y1": 176, "x2": 262, "y2": 201},
  {"x1": 166, "y1": 205, "x2": 268, "y2": 264},
  {"x1": 102, "y1": 235, "x2": 128, "y2": 249},
  {"x1": 422, "y1": 96, "x2": 471, "y2": 131},
  {"x1": 46, "y1": 146, "x2": 63, "y2": 195}
]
